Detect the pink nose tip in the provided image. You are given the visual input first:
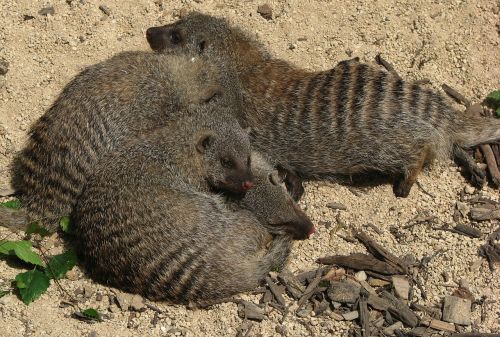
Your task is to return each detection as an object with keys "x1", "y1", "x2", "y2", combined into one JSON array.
[
  {"x1": 242, "y1": 181, "x2": 254, "y2": 190},
  {"x1": 308, "y1": 225, "x2": 316, "y2": 237}
]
